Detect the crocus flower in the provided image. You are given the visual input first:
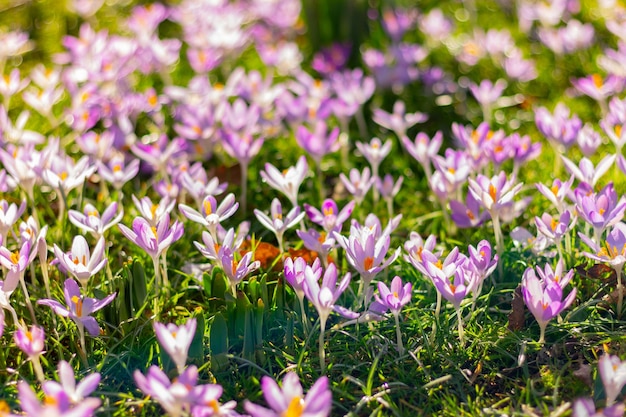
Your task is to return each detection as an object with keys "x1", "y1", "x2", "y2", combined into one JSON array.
[
  {"x1": 53, "y1": 235, "x2": 107, "y2": 288},
  {"x1": 254, "y1": 198, "x2": 305, "y2": 253},
  {"x1": 375, "y1": 276, "x2": 412, "y2": 354},
  {"x1": 466, "y1": 239, "x2": 498, "y2": 290},
  {"x1": 333, "y1": 223, "x2": 400, "y2": 305},
  {"x1": 372, "y1": 100, "x2": 427, "y2": 139},
  {"x1": 119, "y1": 212, "x2": 184, "y2": 262},
  {"x1": 561, "y1": 154, "x2": 615, "y2": 188},
  {"x1": 14, "y1": 324, "x2": 45, "y2": 358},
  {"x1": 16, "y1": 380, "x2": 101, "y2": 417},
  {"x1": 46, "y1": 360, "x2": 101, "y2": 405},
  {"x1": 574, "y1": 182, "x2": 626, "y2": 243},
  {"x1": 260, "y1": 156, "x2": 308, "y2": 207},
  {"x1": 68, "y1": 202, "x2": 123, "y2": 240},
  {"x1": 154, "y1": 318, "x2": 197, "y2": 375},
  {"x1": 521, "y1": 266, "x2": 577, "y2": 343},
  {"x1": 572, "y1": 74, "x2": 624, "y2": 102},
  {"x1": 450, "y1": 192, "x2": 489, "y2": 229},
  {"x1": 135, "y1": 365, "x2": 223, "y2": 417},
  {"x1": 304, "y1": 199, "x2": 355, "y2": 234},
  {"x1": 579, "y1": 222, "x2": 626, "y2": 316},
  {"x1": 38, "y1": 278, "x2": 116, "y2": 358},
  {"x1": 296, "y1": 229, "x2": 336, "y2": 267},
  {"x1": 576, "y1": 124, "x2": 603, "y2": 157},
  {"x1": 572, "y1": 397, "x2": 624, "y2": 417},
  {"x1": 219, "y1": 249, "x2": 260, "y2": 295},
  {"x1": 0, "y1": 238, "x2": 35, "y2": 287},
  {"x1": 468, "y1": 171, "x2": 523, "y2": 262},
  {"x1": 97, "y1": 155, "x2": 140, "y2": 191},
  {"x1": 295, "y1": 121, "x2": 340, "y2": 166},
  {"x1": 598, "y1": 354, "x2": 626, "y2": 407},
  {"x1": 132, "y1": 195, "x2": 176, "y2": 226},
  {"x1": 534, "y1": 210, "x2": 574, "y2": 259},
  {"x1": 0, "y1": 199, "x2": 26, "y2": 243},
  {"x1": 536, "y1": 176, "x2": 575, "y2": 214},
  {"x1": 468, "y1": 79, "x2": 507, "y2": 121},
  {"x1": 535, "y1": 103, "x2": 582, "y2": 150},
  {"x1": 339, "y1": 167, "x2": 375, "y2": 206},
  {"x1": 244, "y1": 373, "x2": 331, "y2": 417},
  {"x1": 303, "y1": 262, "x2": 351, "y2": 368},
  {"x1": 284, "y1": 257, "x2": 322, "y2": 329},
  {"x1": 179, "y1": 194, "x2": 238, "y2": 240}
]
